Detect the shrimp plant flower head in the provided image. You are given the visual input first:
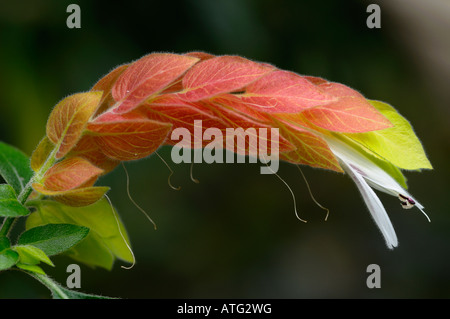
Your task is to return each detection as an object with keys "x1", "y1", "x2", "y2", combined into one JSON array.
[{"x1": 28, "y1": 52, "x2": 432, "y2": 251}]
